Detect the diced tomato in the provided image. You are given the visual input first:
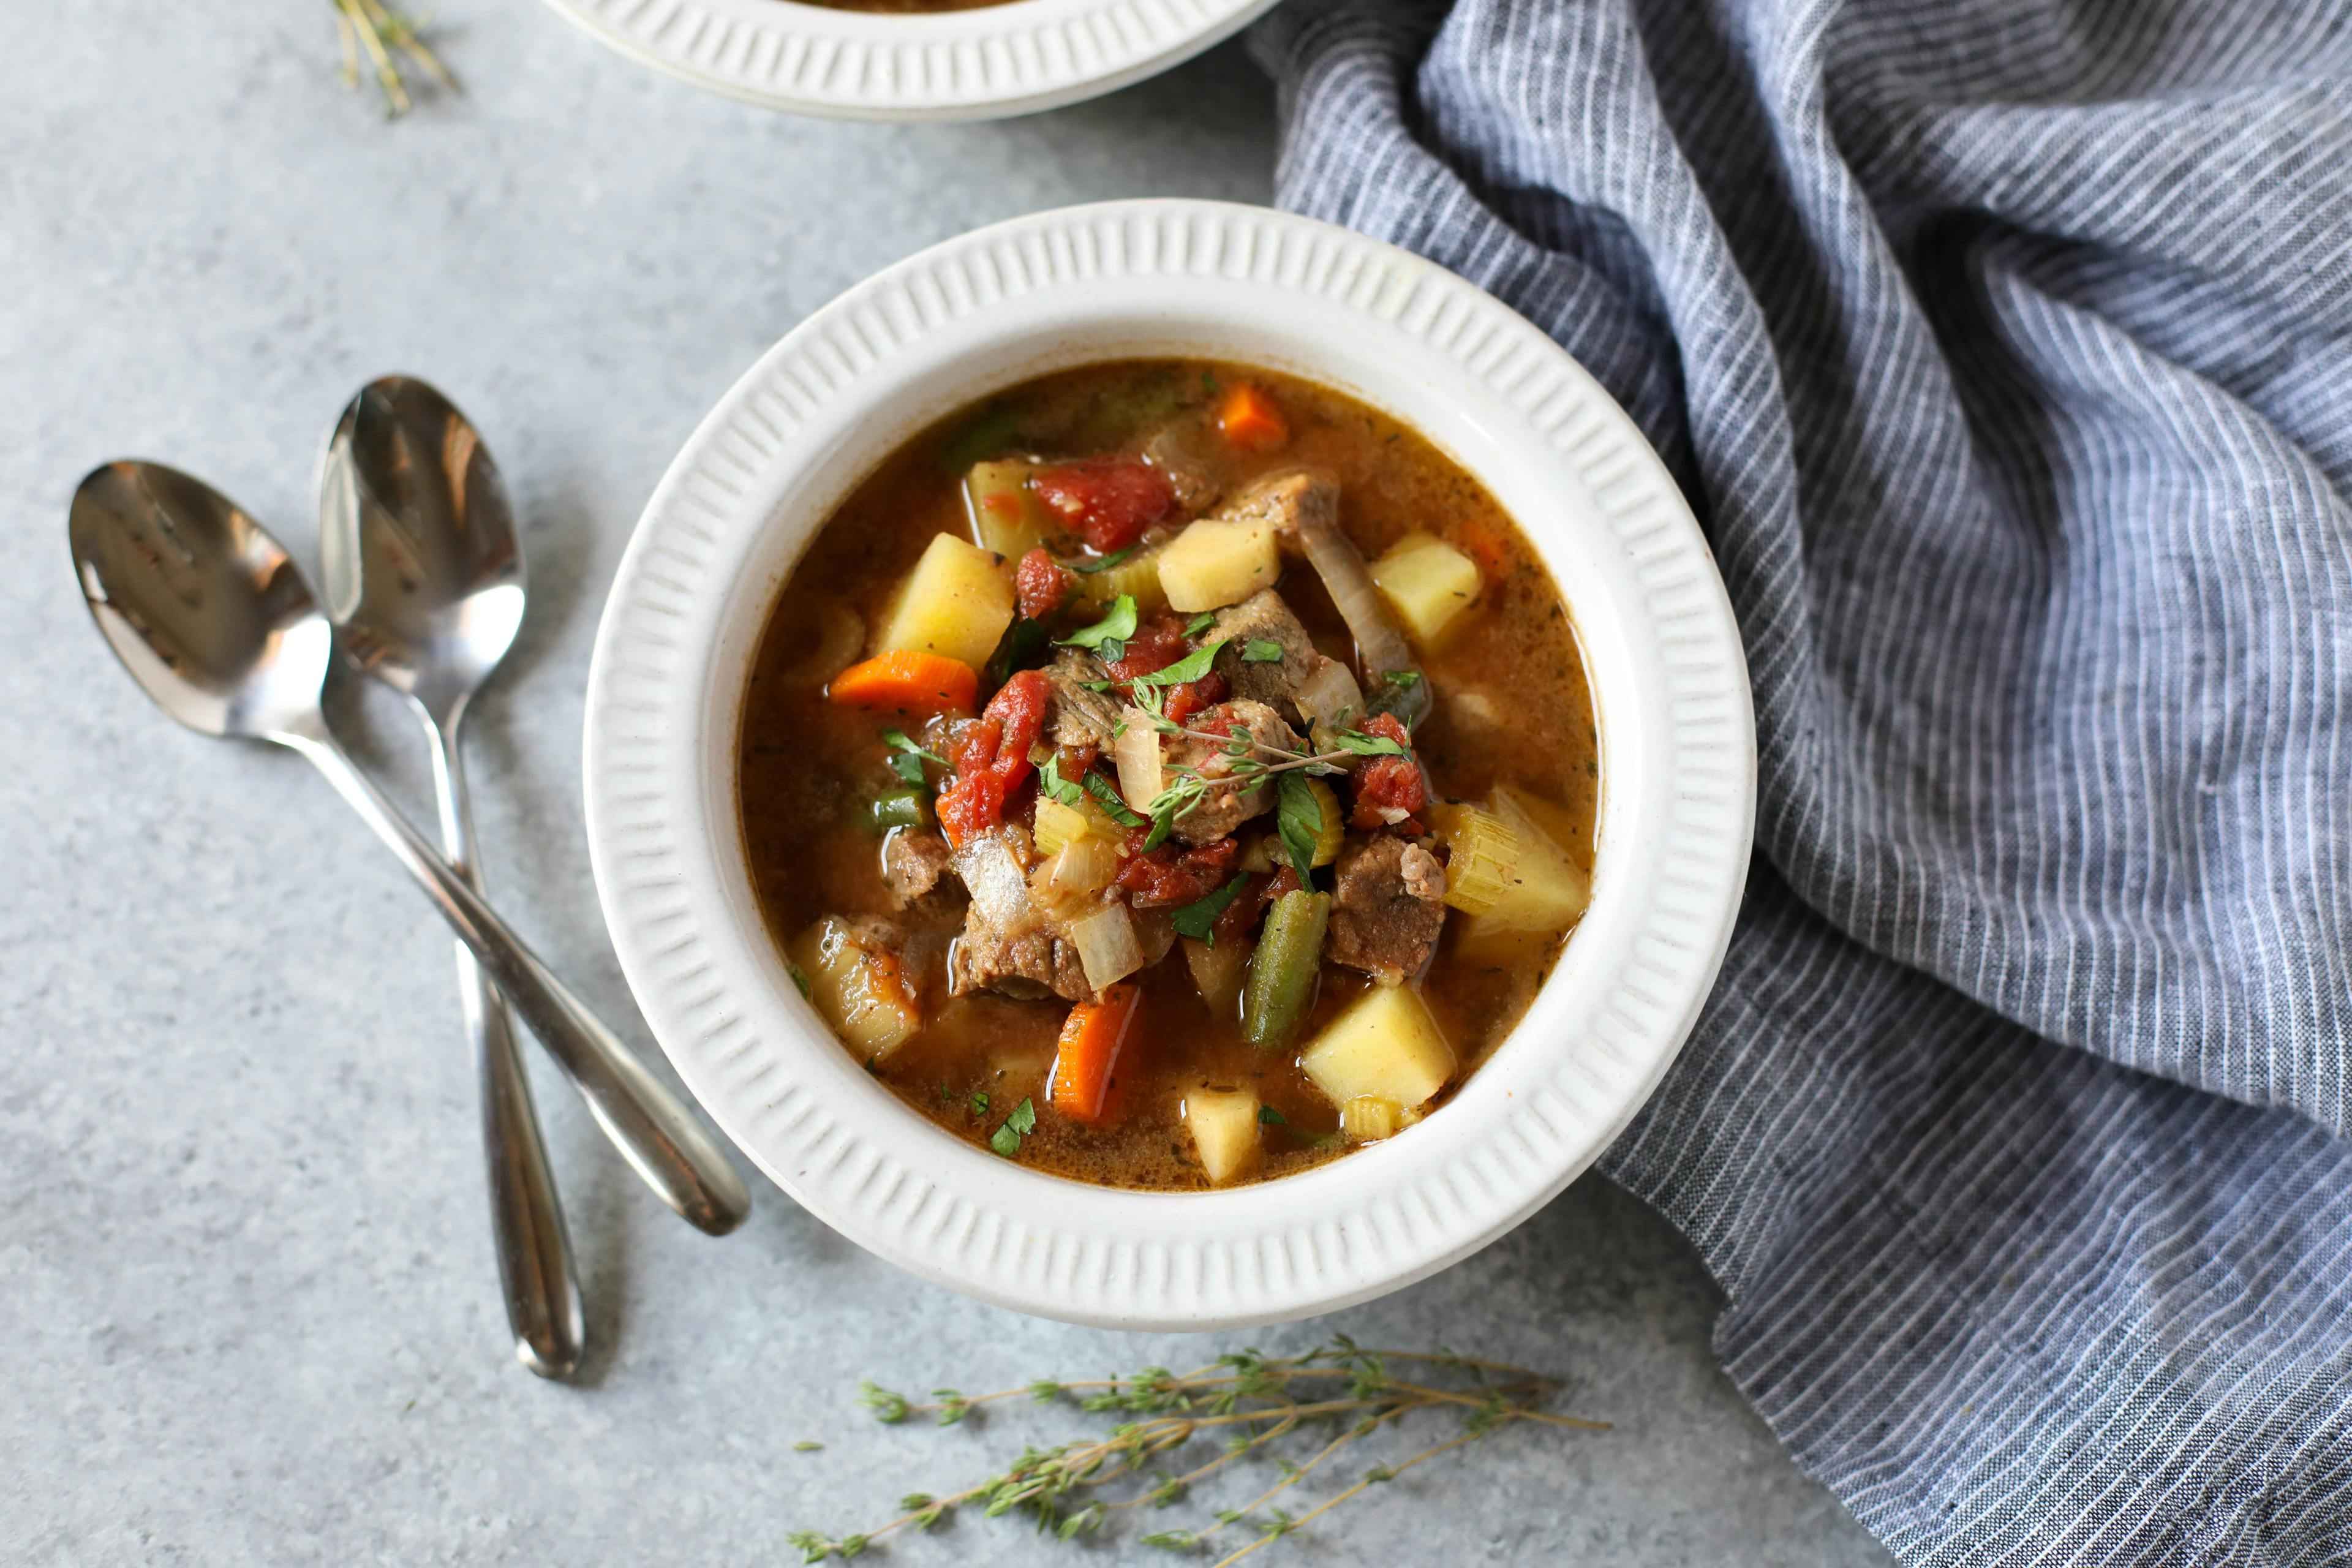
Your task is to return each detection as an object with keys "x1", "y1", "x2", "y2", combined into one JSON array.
[
  {"x1": 935, "y1": 669, "x2": 1052, "y2": 847},
  {"x1": 1349, "y1": 741, "x2": 1427, "y2": 831},
  {"x1": 1360, "y1": 713, "x2": 1412, "y2": 748},
  {"x1": 1163, "y1": 670, "x2": 1229, "y2": 726},
  {"x1": 1117, "y1": 836, "x2": 1241, "y2": 908},
  {"x1": 1102, "y1": 616, "x2": 1191, "y2": 684},
  {"x1": 1031, "y1": 459, "x2": 1174, "y2": 552},
  {"x1": 1014, "y1": 548, "x2": 1074, "y2": 622}
]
